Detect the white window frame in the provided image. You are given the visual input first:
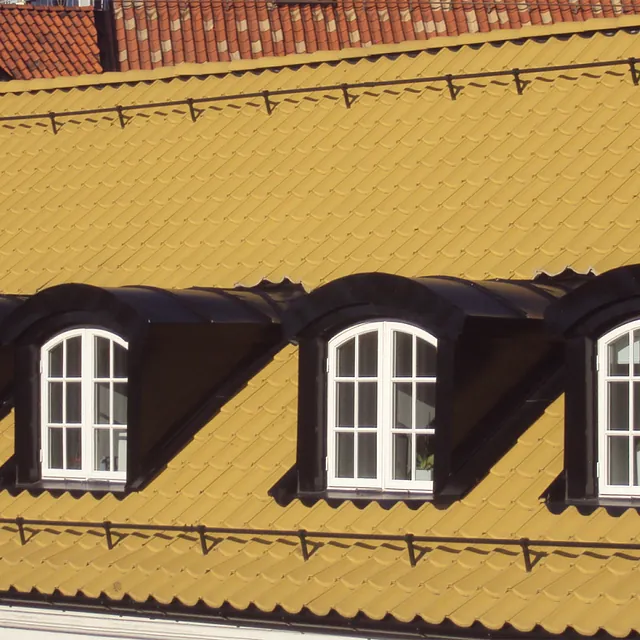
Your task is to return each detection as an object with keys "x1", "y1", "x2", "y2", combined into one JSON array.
[
  {"x1": 598, "y1": 319, "x2": 640, "y2": 497},
  {"x1": 327, "y1": 320, "x2": 437, "y2": 493},
  {"x1": 40, "y1": 328, "x2": 128, "y2": 482}
]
